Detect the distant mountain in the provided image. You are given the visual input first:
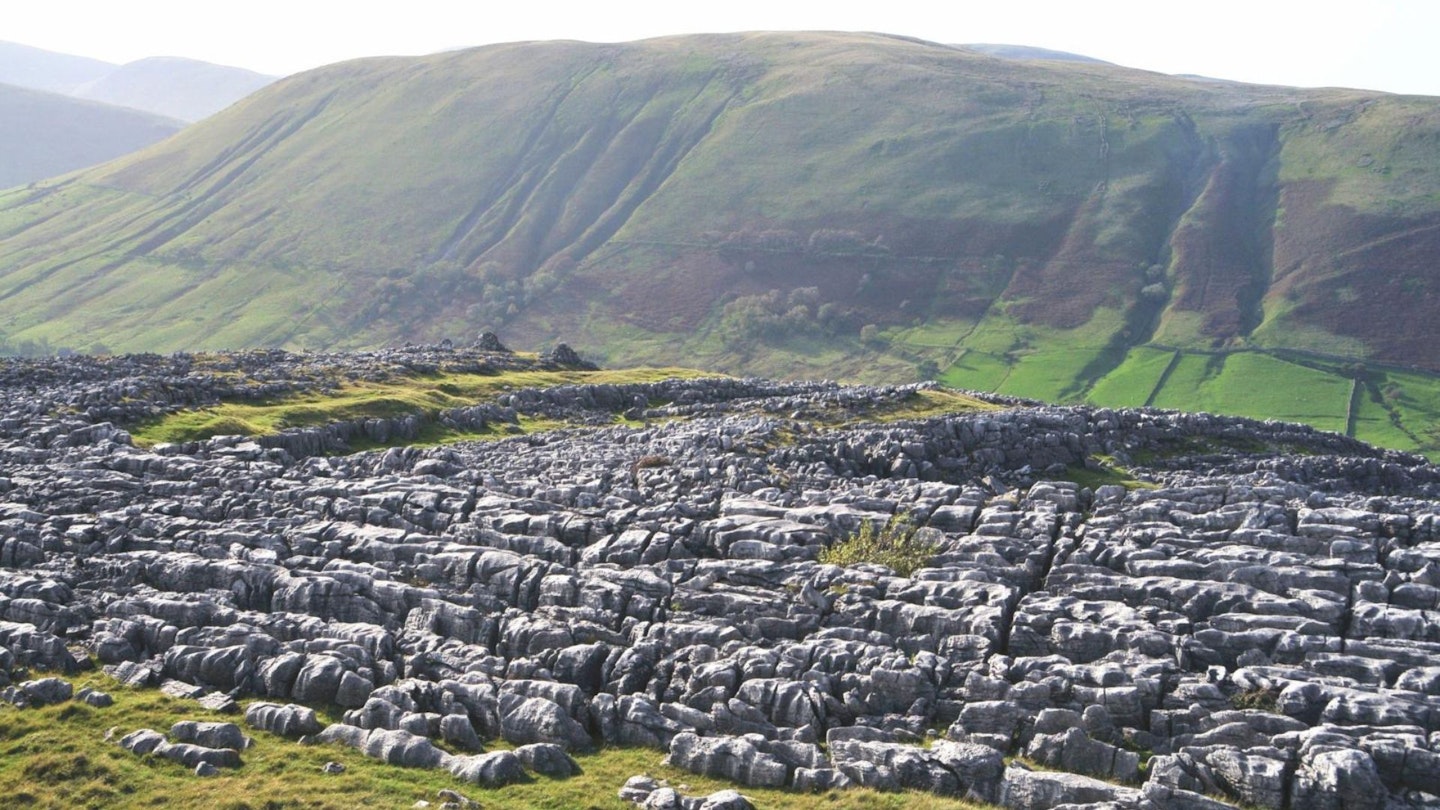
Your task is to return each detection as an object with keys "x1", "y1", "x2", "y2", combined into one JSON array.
[
  {"x1": 0, "y1": 40, "x2": 276, "y2": 122},
  {"x1": 73, "y1": 56, "x2": 276, "y2": 121},
  {"x1": 0, "y1": 40, "x2": 113, "y2": 94},
  {"x1": 0, "y1": 82, "x2": 182, "y2": 188},
  {"x1": 1, "y1": 32, "x2": 1440, "y2": 453},
  {"x1": 962, "y1": 43, "x2": 1109, "y2": 64}
]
